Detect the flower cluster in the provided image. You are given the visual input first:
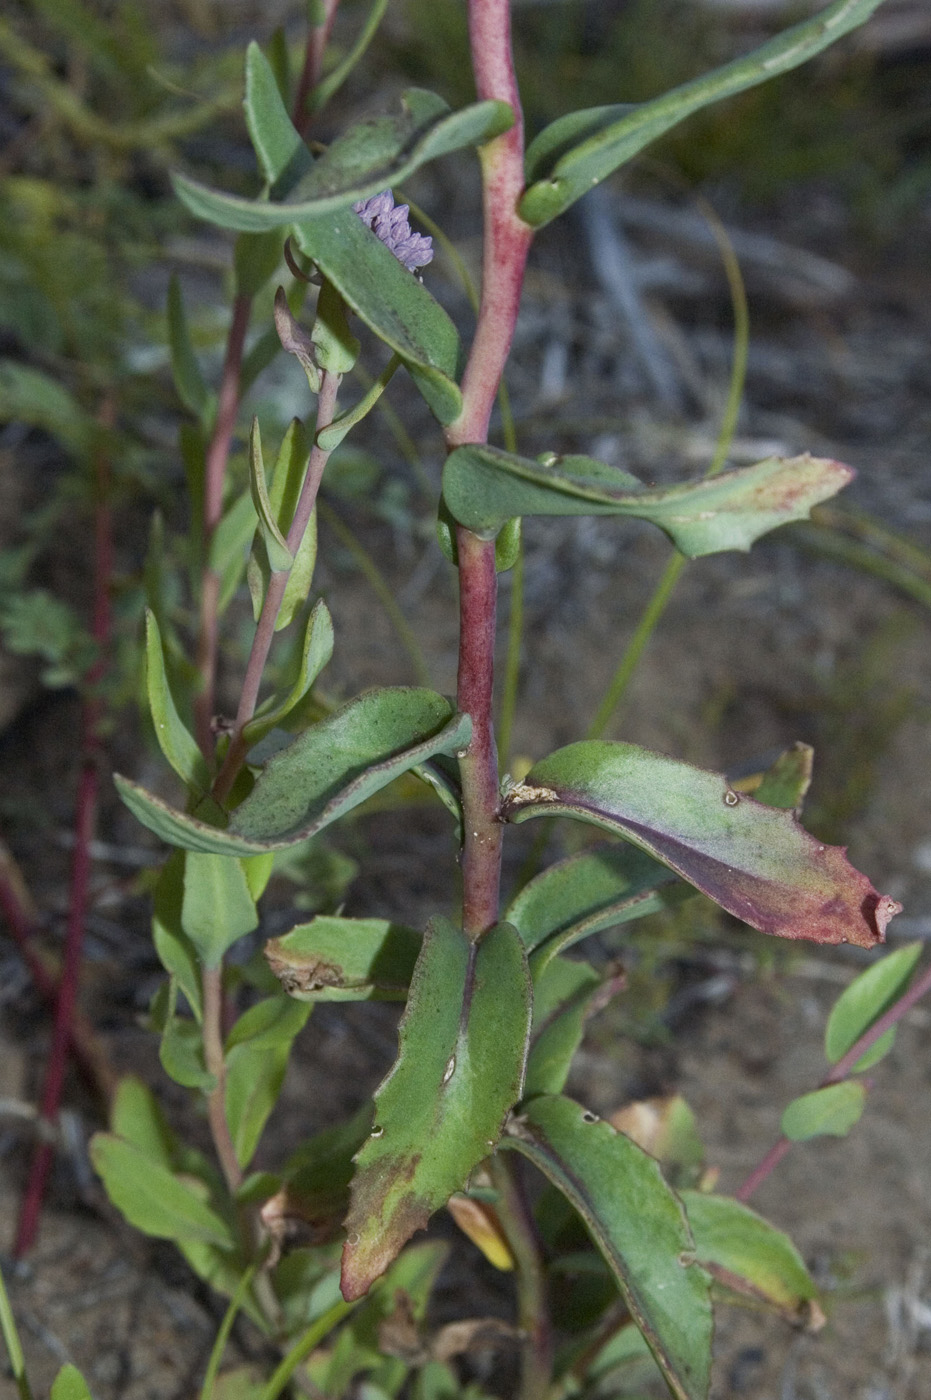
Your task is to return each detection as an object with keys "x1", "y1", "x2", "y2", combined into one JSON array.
[{"x1": 353, "y1": 190, "x2": 434, "y2": 274}]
